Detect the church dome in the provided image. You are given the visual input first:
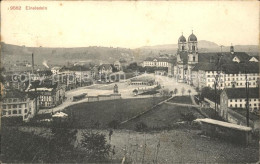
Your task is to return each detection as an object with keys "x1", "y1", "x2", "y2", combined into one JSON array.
[
  {"x1": 188, "y1": 33, "x2": 197, "y2": 42},
  {"x1": 178, "y1": 35, "x2": 186, "y2": 43}
]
